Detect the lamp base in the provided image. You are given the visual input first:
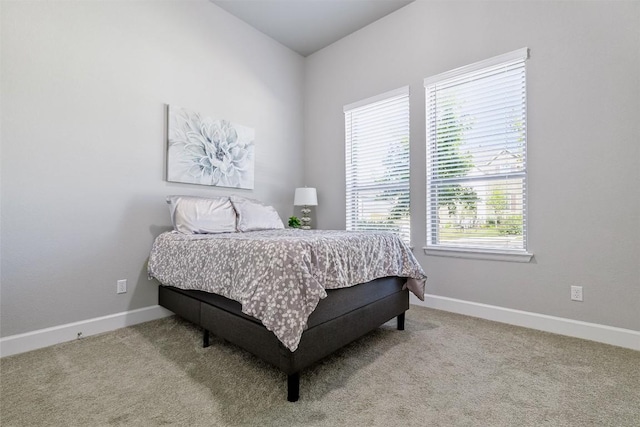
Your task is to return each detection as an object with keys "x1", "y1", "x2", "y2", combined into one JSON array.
[{"x1": 300, "y1": 206, "x2": 312, "y2": 230}]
